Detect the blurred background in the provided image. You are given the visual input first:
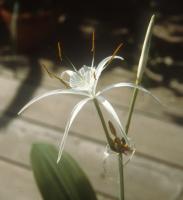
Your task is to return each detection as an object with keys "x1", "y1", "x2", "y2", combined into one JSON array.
[{"x1": 0, "y1": 0, "x2": 182, "y2": 200}]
